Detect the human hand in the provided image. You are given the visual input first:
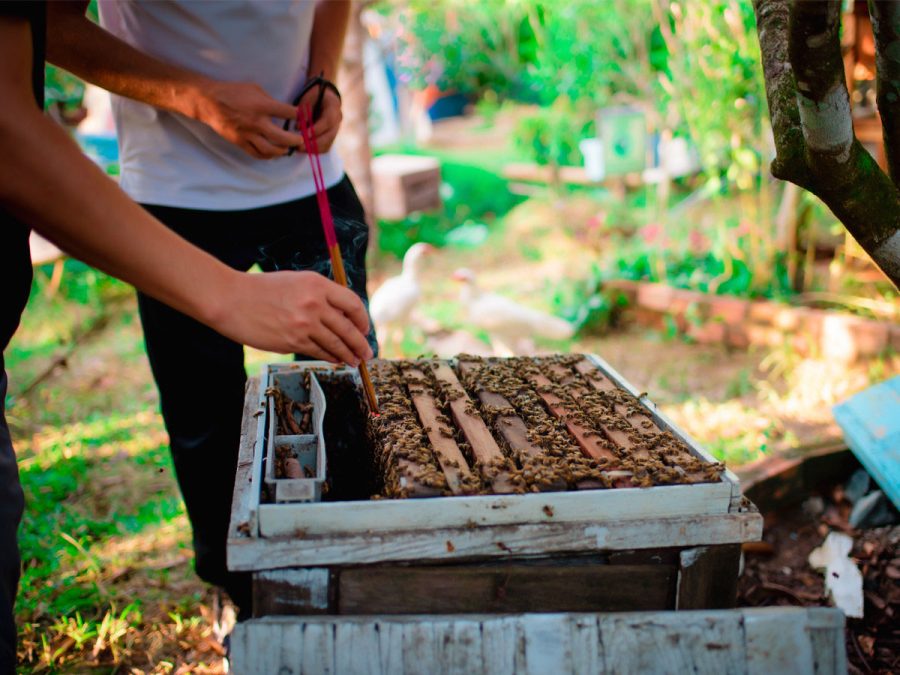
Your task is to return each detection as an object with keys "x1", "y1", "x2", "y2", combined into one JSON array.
[
  {"x1": 193, "y1": 80, "x2": 306, "y2": 159},
  {"x1": 296, "y1": 84, "x2": 342, "y2": 153},
  {"x1": 214, "y1": 270, "x2": 373, "y2": 364}
]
